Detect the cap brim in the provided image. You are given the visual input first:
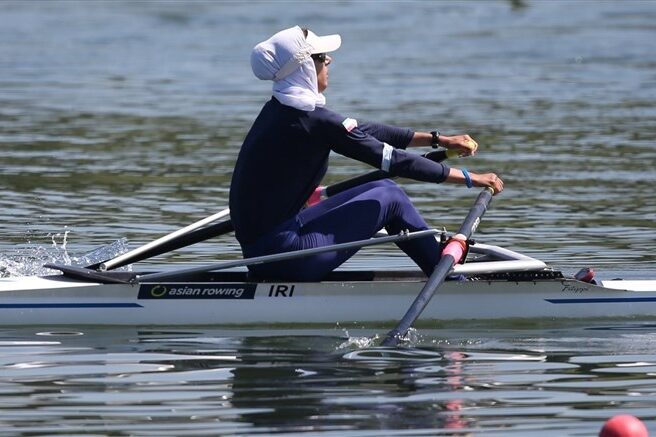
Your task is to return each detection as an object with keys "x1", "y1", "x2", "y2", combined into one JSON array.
[{"x1": 306, "y1": 31, "x2": 341, "y2": 54}]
